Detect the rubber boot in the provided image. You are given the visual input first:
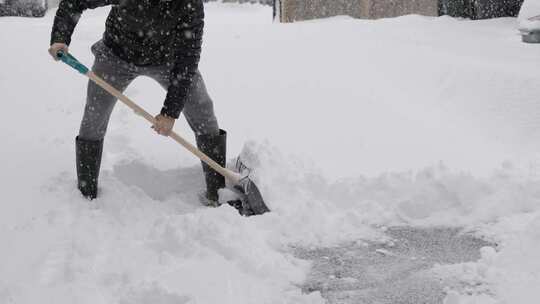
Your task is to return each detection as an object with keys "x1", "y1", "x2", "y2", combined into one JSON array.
[
  {"x1": 75, "y1": 136, "x2": 103, "y2": 200},
  {"x1": 196, "y1": 129, "x2": 226, "y2": 205}
]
